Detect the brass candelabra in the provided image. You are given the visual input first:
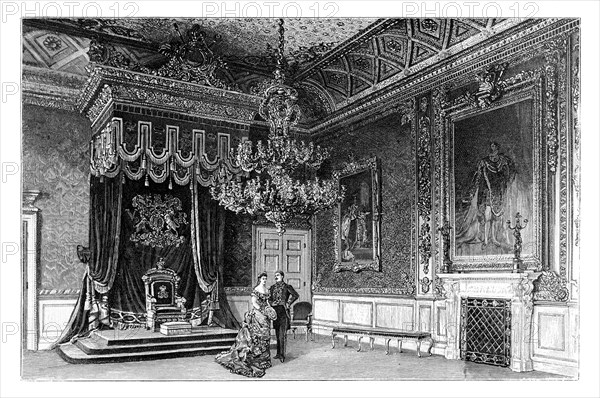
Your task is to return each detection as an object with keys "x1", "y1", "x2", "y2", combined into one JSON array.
[{"x1": 507, "y1": 212, "x2": 528, "y2": 273}]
